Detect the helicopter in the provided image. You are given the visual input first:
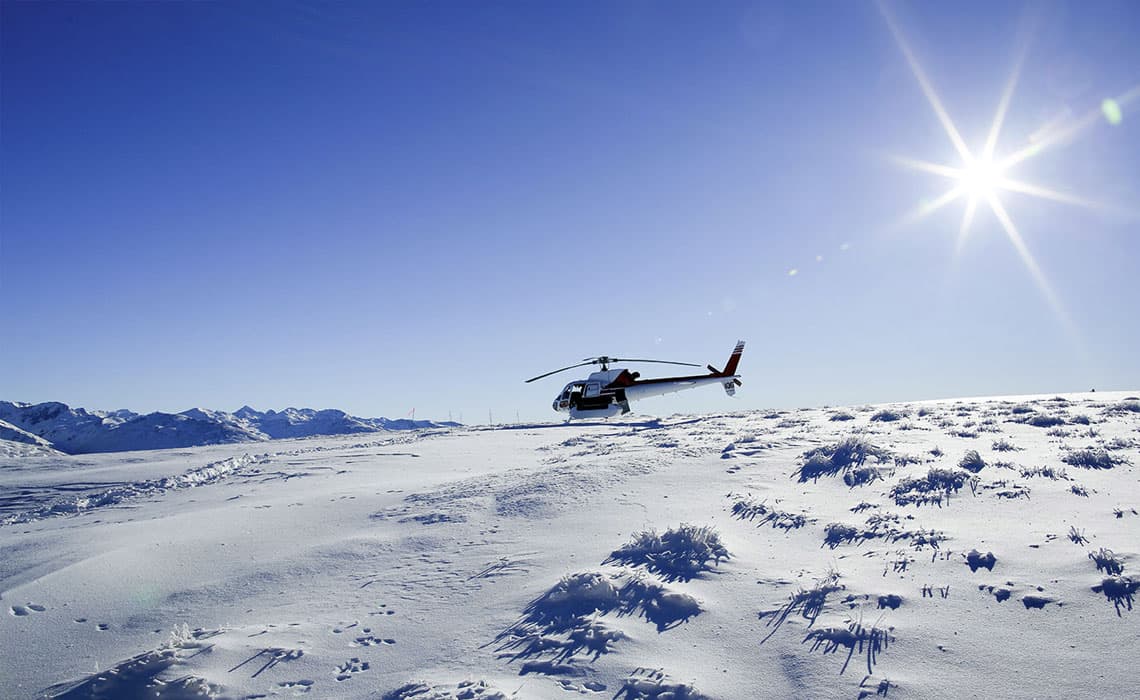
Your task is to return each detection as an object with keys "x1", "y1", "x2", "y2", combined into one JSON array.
[{"x1": 525, "y1": 341, "x2": 745, "y2": 420}]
